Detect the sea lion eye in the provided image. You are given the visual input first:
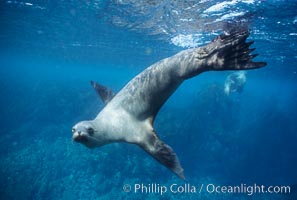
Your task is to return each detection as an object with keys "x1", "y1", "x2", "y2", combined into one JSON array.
[
  {"x1": 72, "y1": 128, "x2": 75, "y2": 133},
  {"x1": 87, "y1": 127, "x2": 94, "y2": 135}
]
